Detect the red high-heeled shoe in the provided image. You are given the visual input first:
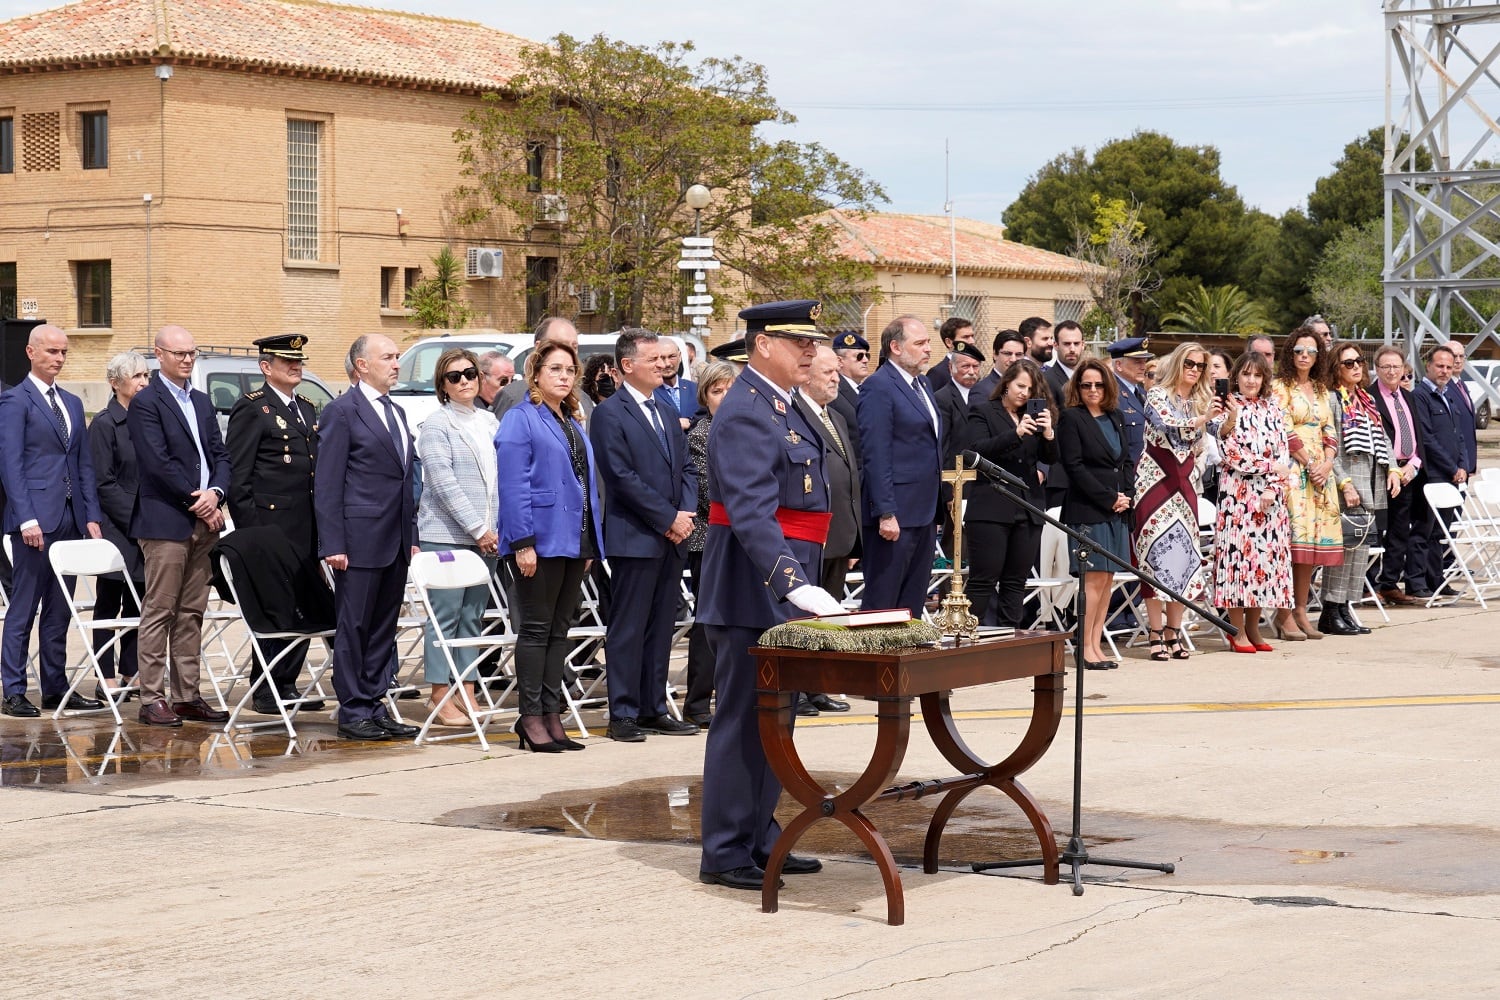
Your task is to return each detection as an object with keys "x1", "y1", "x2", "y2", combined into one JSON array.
[{"x1": 1227, "y1": 636, "x2": 1258, "y2": 654}]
